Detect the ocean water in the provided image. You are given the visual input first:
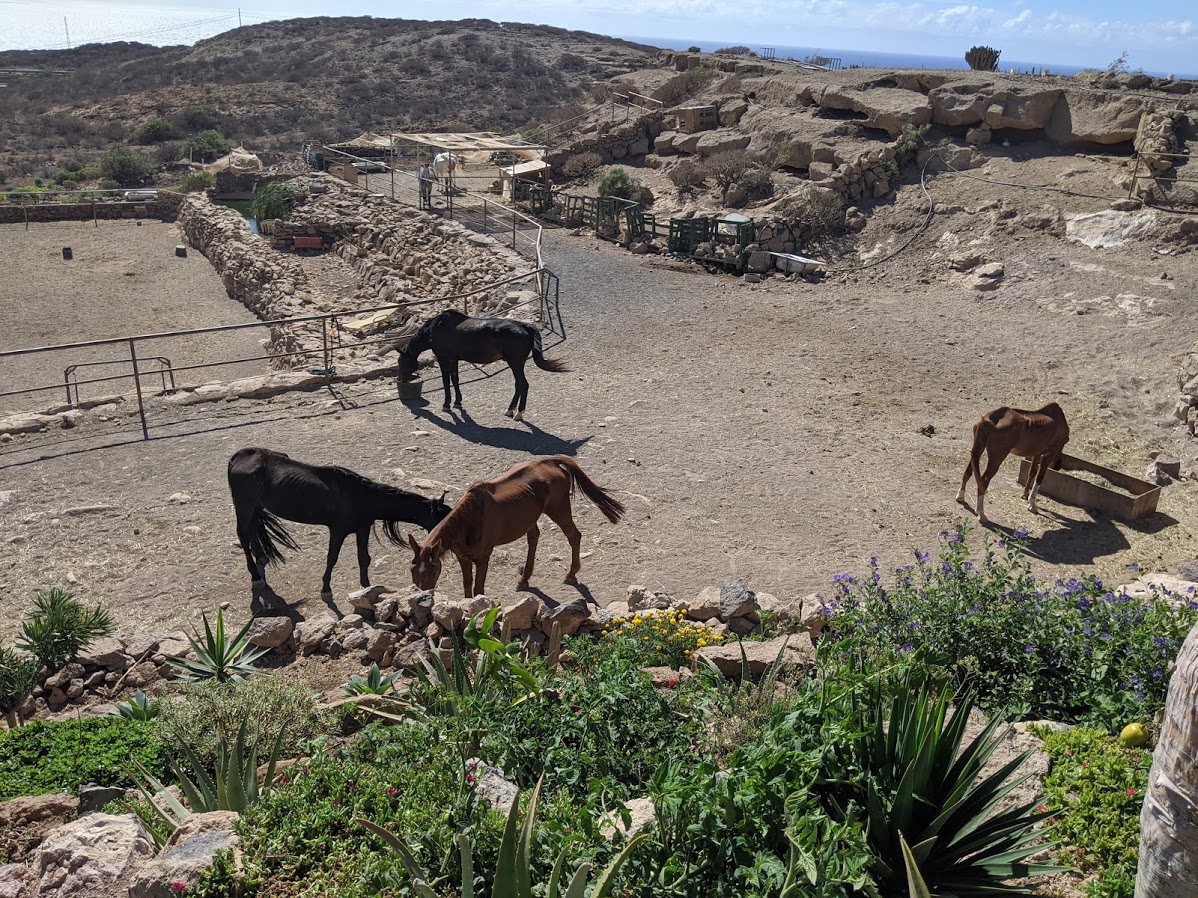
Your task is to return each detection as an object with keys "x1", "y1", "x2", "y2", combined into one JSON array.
[{"x1": 623, "y1": 36, "x2": 1196, "y2": 80}]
